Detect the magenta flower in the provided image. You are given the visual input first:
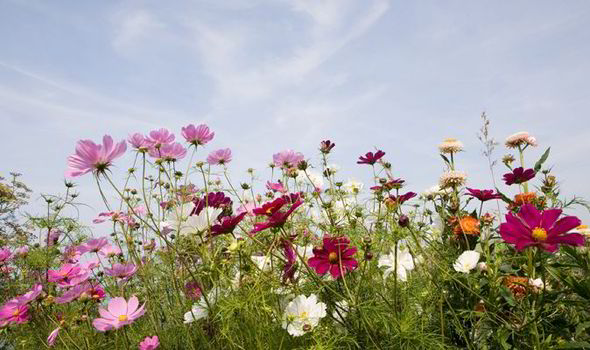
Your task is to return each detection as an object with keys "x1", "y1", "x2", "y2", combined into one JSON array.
[
  {"x1": 499, "y1": 203, "x2": 584, "y2": 253},
  {"x1": 308, "y1": 236, "x2": 358, "y2": 279},
  {"x1": 0, "y1": 301, "x2": 29, "y2": 326},
  {"x1": 148, "y1": 142, "x2": 187, "y2": 161},
  {"x1": 319, "y1": 140, "x2": 335, "y2": 154},
  {"x1": 503, "y1": 167, "x2": 536, "y2": 186},
  {"x1": 388, "y1": 191, "x2": 417, "y2": 204},
  {"x1": 184, "y1": 281, "x2": 202, "y2": 300},
  {"x1": 0, "y1": 247, "x2": 12, "y2": 264},
  {"x1": 266, "y1": 181, "x2": 287, "y2": 193},
  {"x1": 128, "y1": 133, "x2": 150, "y2": 151},
  {"x1": 273, "y1": 150, "x2": 304, "y2": 169},
  {"x1": 139, "y1": 336, "x2": 160, "y2": 350},
  {"x1": 182, "y1": 124, "x2": 215, "y2": 146},
  {"x1": 206, "y1": 148, "x2": 232, "y2": 165},
  {"x1": 77, "y1": 238, "x2": 109, "y2": 255},
  {"x1": 66, "y1": 135, "x2": 127, "y2": 177},
  {"x1": 48, "y1": 264, "x2": 90, "y2": 287},
  {"x1": 146, "y1": 128, "x2": 175, "y2": 148},
  {"x1": 92, "y1": 295, "x2": 145, "y2": 332},
  {"x1": 15, "y1": 284, "x2": 43, "y2": 304},
  {"x1": 357, "y1": 150, "x2": 385, "y2": 165},
  {"x1": 105, "y1": 263, "x2": 138, "y2": 281},
  {"x1": 250, "y1": 196, "x2": 303, "y2": 234},
  {"x1": 56, "y1": 281, "x2": 105, "y2": 304},
  {"x1": 282, "y1": 238, "x2": 297, "y2": 283},
  {"x1": 15, "y1": 246, "x2": 29, "y2": 257},
  {"x1": 466, "y1": 188, "x2": 502, "y2": 201},
  {"x1": 47, "y1": 327, "x2": 60, "y2": 347},
  {"x1": 210, "y1": 212, "x2": 247, "y2": 237}
]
